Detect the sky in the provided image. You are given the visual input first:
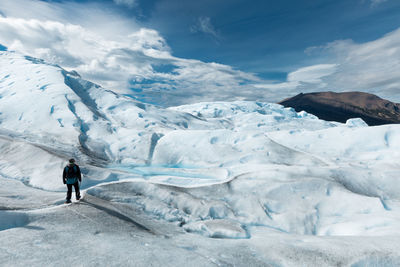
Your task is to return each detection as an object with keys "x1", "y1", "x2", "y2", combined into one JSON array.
[{"x1": 0, "y1": 0, "x2": 400, "y2": 106}]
